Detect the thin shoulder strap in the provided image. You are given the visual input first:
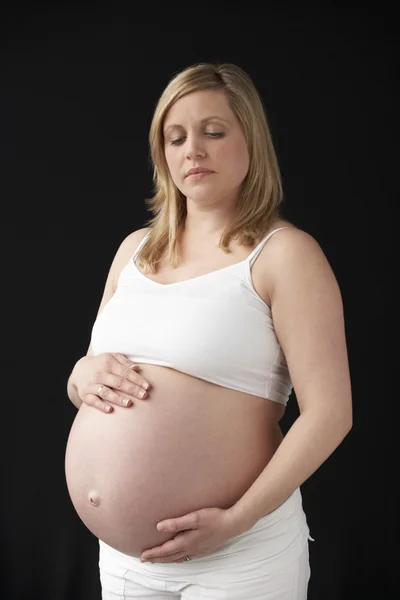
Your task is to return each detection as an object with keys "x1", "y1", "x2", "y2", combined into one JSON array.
[
  {"x1": 132, "y1": 230, "x2": 151, "y2": 261},
  {"x1": 248, "y1": 227, "x2": 291, "y2": 267}
]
